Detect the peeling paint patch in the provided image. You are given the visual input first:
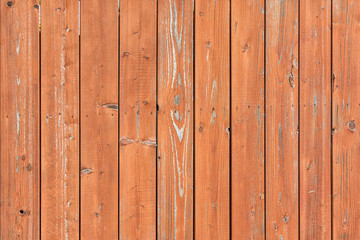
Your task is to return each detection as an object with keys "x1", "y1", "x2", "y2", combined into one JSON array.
[
  {"x1": 16, "y1": 33, "x2": 21, "y2": 55},
  {"x1": 210, "y1": 109, "x2": 216, "y2": 125}
]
